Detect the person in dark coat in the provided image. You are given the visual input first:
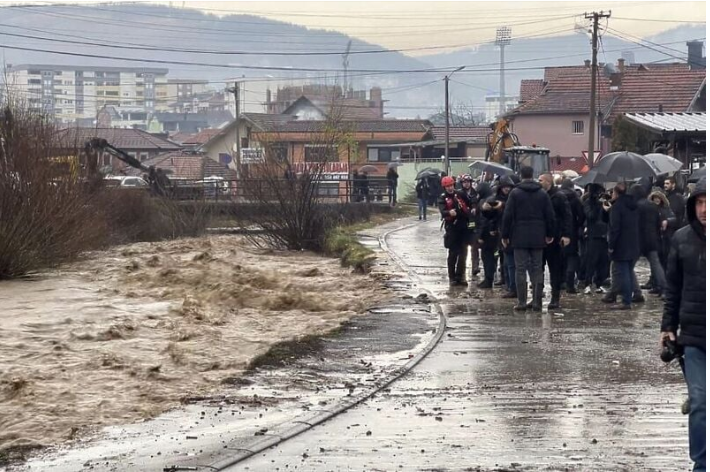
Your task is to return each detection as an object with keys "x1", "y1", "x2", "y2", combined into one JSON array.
[
  {"x1": 415, "y1": 178, "x2": 429, "y2": 221},
  {"x1": 664, "y1": 177, "x2": 687, "y2": 230},
  {"x1": 501, "y1": 166, "x2": 555, "y2": 311},
  {"x1": 476, "y1": 182, "x2": 498, "y2": 288},
  {"x1": 387, "y1": 167, "x2": 399, "y2": 206},
  {"x1": 661, "y1": 177, "x2": 705, "y2": 471},
  {"x1": 631, "y1": 184, "x2": 667, "y2": 297},
  {"x1": 459, "y1": 174, "x2": 480, "y2": 278},
  {"x1": 559, "y1": 179, "x2": 586, "y2": 293},
  {"x1": 581, "y1": 184, "x2": 609, "y2": 294},
  {"x1": 539, "y1": 174, "x2": 573, "y2": 309},
  {"x1": 438, "y1": 176, "x2": 470, "y2": 286},
  {"x1": 607, "y1": 182, "x2": 640, "y2": 309},
  {"x1": 649, "y1": 190, "x2": 675, "y2": 268}
]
